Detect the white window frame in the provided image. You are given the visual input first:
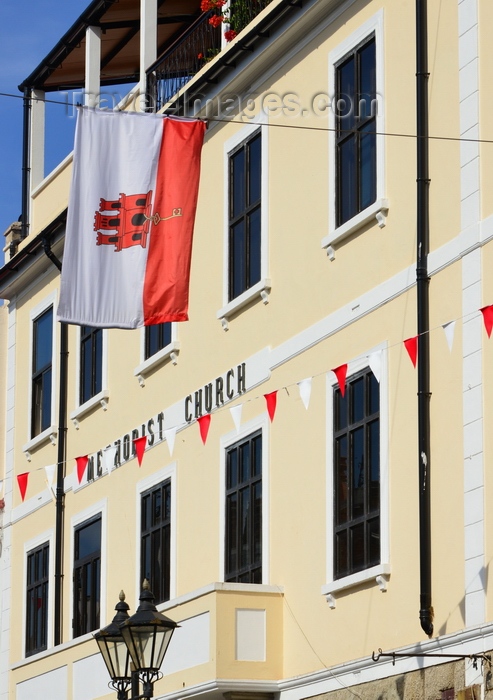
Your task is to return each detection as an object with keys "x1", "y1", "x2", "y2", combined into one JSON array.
[
  {"x1": 70, "y1": 499, "x2": 107, "y2": 638},
  {"x1": 322, "y1": 9, "x2": 388, "y2": 251},
  {"x1": 70, "y1": 326, "x2": 109, "y2": 426},
  {"x1": 218, "y1": 115, "x2": 270, "y2": 327},
  {"x1": 134, "y1": 323, "x2": 180, "y2": 384},
  {"x1": 219, "y1": 413, "x2": 269, "y2": 583},
  {"x1": 24, "y1": 290, "x2": 58, "y2": 454},
  {"x1": 322, "y1": 343, "x2": 390, "y2": 602},
  {"x1": 22, "y1": 529, "x2": 55, "y2": 658},
  {"x1": 135, "y1": 463, "x2": 177, "y2": 606}
]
